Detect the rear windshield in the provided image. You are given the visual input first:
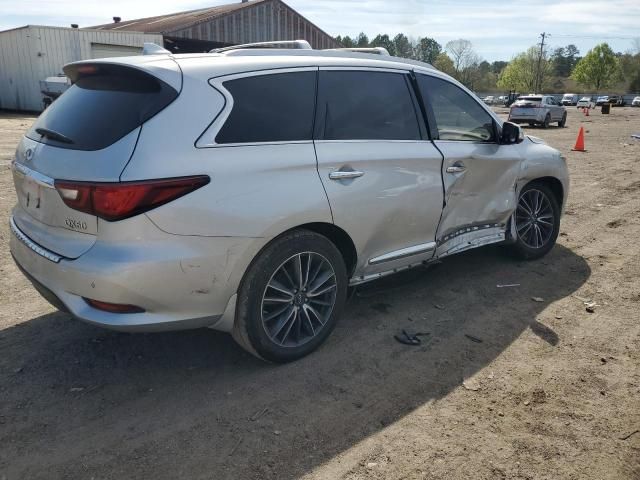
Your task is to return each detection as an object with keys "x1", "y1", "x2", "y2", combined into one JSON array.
[
  {"x1": 518, "y1": 97, "x2": 542, "y2": 102},
  {"x1": 27, "y1": 64, "x2": 178, "y2": 151}
]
